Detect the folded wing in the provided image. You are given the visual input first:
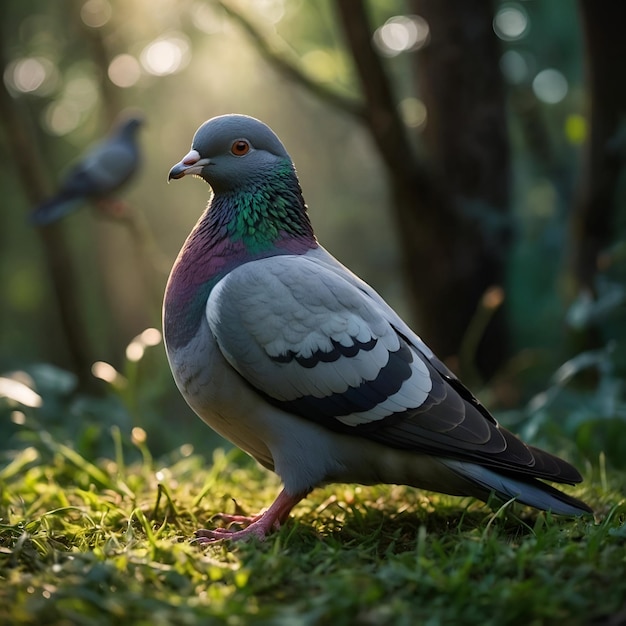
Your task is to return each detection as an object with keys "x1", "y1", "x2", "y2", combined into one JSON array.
[{"x1": 206, "y1": 253, "x2": 584, "y2": 489}]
